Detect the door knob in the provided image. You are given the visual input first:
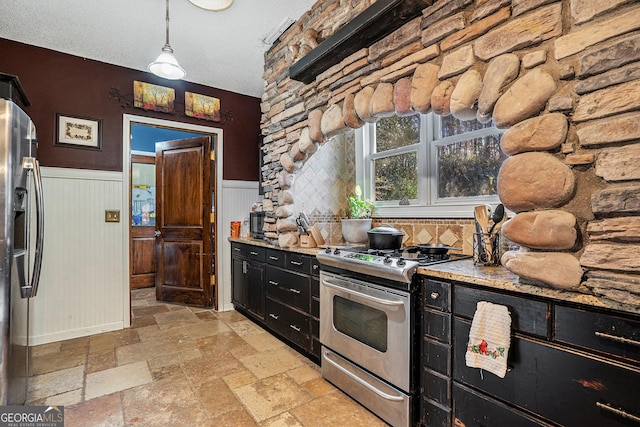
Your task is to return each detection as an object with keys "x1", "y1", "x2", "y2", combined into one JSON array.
[{"x1": 154, "y1": 230, "x2": 161, "y2": 237}]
